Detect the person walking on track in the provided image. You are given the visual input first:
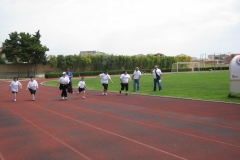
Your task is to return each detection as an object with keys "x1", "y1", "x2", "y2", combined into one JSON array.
[
  {"x1": 66, "y1": 68, "x2": 74, "y2": 94},
  {"x1": 77, "y1": 77, "x2": 87, "y2": 99},
  {"x1": 119, "y1": 70, "x2": 131, "y2": 95},
  {"x1": 26, "y1": 76, "x2": 39, "y2": 101},
  {"x1": 56, "y1": 72, "x2": 70, "y2": 100},
  {"x1": 95, "y1": 70, "x2": 113, "y2": 95},
  {"x1": 9, "y1": 77, "x2": 22, "y2": 102}
]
